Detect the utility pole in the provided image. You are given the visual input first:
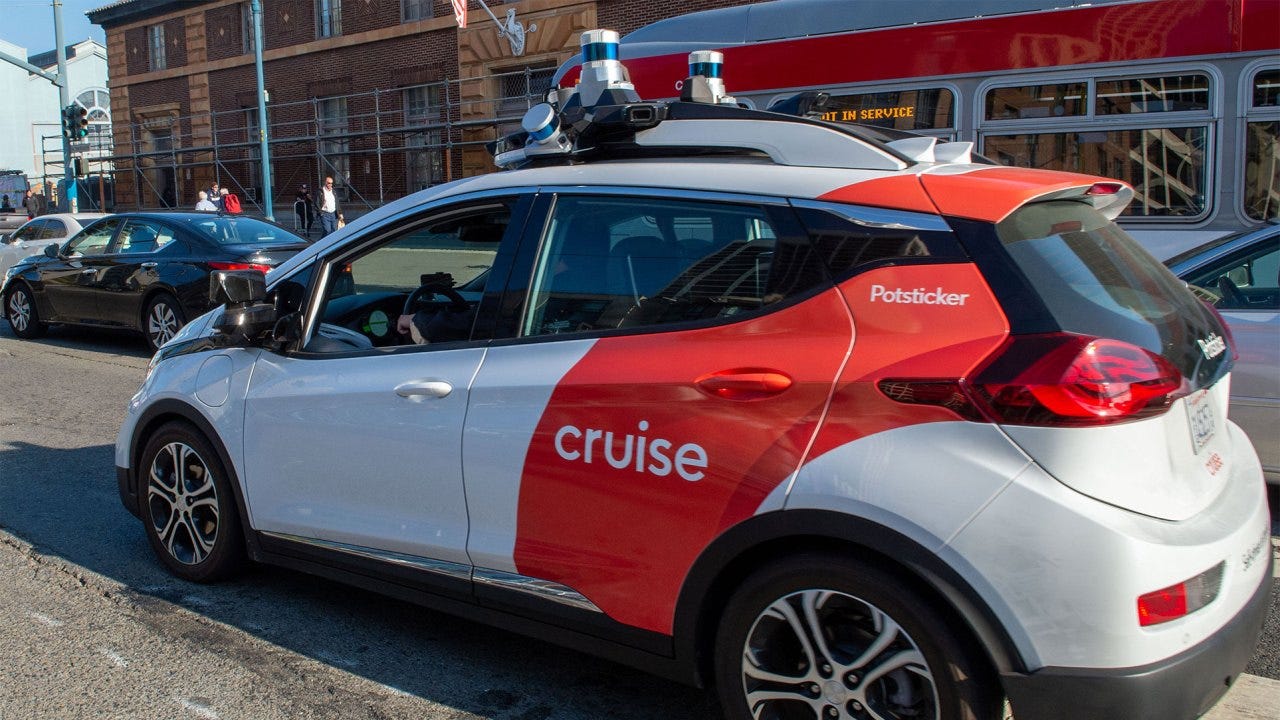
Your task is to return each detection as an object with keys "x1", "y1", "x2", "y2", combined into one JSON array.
[
  {"x1": 53, "y1": 0, "x2": 76, "y2": 212},
  {"x1": 251, "y1": 0, "x2": 273, "y2": 219}
]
